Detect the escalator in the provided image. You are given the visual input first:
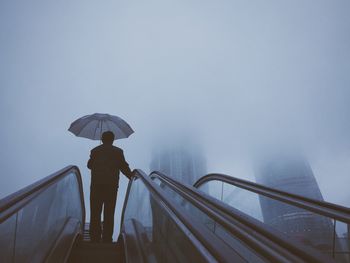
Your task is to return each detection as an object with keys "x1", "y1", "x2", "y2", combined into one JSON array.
[
  {"x1": 0, "y1": 166, "x2": 85, "y2": 263},
  {"x1": 193, "y1": 173, "x2": 350, "y2": 262},
  {"x1": 0, "y1": 166, "x2": 349, "y2": 262}
]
